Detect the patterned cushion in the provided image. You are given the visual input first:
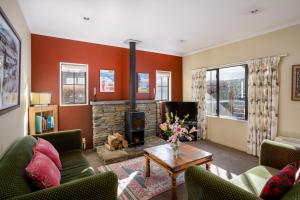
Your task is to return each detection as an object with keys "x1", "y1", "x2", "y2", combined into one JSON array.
[
  {"x1": 296, "y1": 168, "x2": 300, "y2": 182},
  {"x1": 260, "y1": 162, "x2": 299, "y2": 200},
  {"x1": 34, "y1": 138, "x2": 62, "y2": 170},
  {"x1": 25, "y1": 151, "x2": 61, "y2": 189}
]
